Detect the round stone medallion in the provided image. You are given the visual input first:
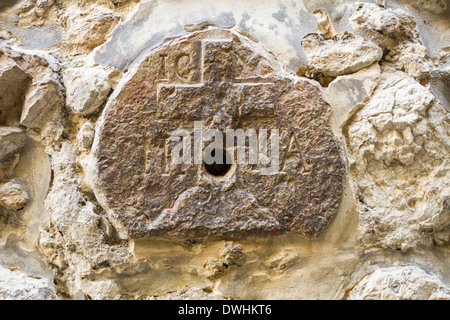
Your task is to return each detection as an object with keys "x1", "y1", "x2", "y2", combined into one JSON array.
[{"x1": 92, "y1": 27, "x2": 345, "y2": 239}]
